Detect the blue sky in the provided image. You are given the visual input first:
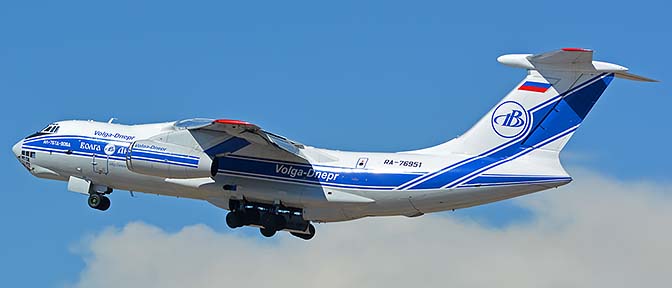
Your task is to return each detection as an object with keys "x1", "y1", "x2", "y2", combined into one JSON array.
[{"x1": 1, "y1": 1, "x2": 670, "y2": 287}]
